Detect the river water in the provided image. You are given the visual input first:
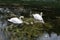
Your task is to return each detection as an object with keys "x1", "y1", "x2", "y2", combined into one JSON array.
[
  {"x1": 37, "y1": 32, "x2": 60, "y2": 40},
  {"x1": 0, "y1": 15, "x2": 9, "y2": 40}
]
